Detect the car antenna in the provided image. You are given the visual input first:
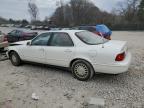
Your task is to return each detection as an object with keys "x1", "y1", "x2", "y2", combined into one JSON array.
[{"x1": 100, "y1": 32, "x2": 105, "y2": 48}]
